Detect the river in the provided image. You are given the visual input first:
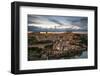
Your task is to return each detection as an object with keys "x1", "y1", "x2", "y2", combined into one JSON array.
[{"x1": 73, "y1": 51, "x2": 88, "y2": 59}]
